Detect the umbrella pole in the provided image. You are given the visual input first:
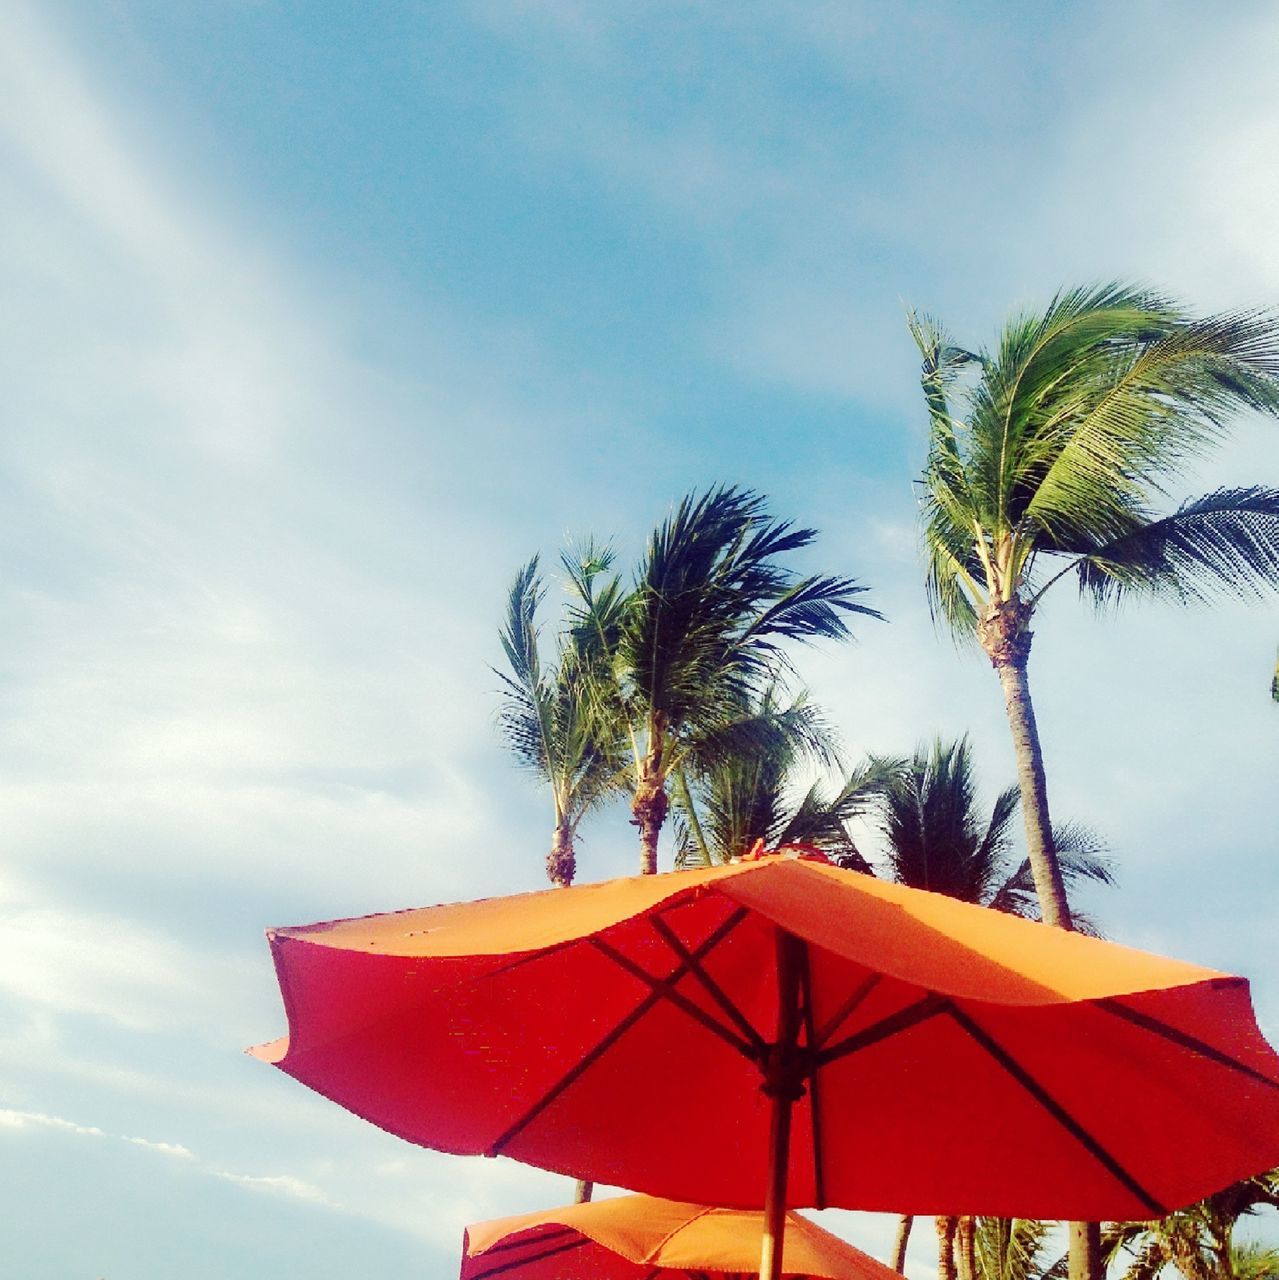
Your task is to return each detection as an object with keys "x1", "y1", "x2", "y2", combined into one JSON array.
[{"x1": 759, "y1": 930, "x2": 806, "y2": 1280}]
